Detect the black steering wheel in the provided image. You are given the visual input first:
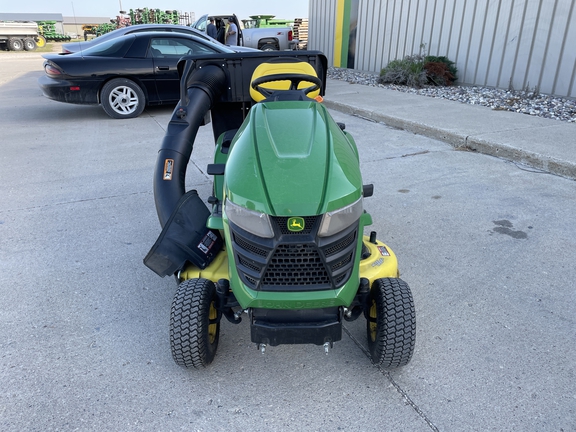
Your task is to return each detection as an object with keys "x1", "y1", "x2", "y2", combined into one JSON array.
[{"x1": 251, "y1": 73, "x2": 323, "y2": 98}]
